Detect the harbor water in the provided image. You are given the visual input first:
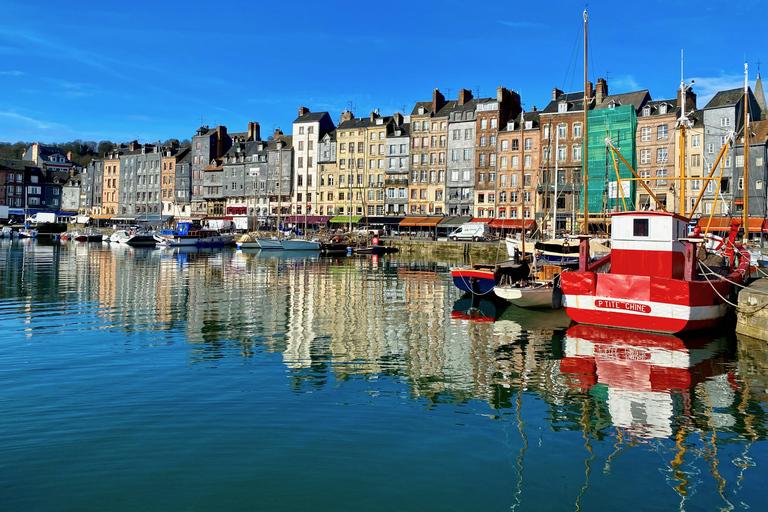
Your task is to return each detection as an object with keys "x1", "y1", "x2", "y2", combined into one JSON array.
[{"x1": 1, "y1": 239, "x2": 766, "y2": 511}]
